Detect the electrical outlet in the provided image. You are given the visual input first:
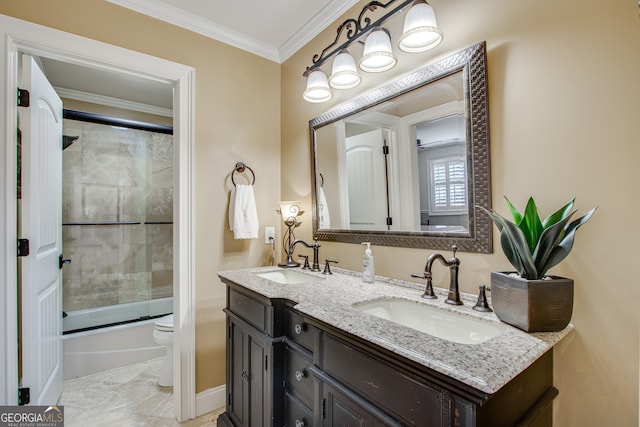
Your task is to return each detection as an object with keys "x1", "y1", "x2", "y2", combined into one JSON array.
[{"x1": 264, "y1": 226, "x2": 275, "y2": 244}]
